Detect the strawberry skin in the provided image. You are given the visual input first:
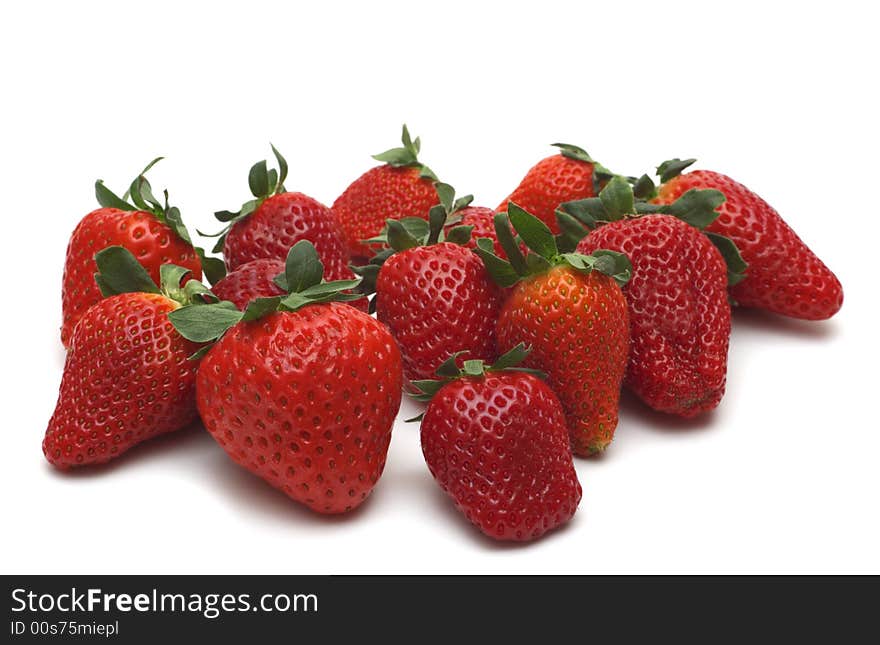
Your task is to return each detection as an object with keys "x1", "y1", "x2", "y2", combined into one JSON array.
[
  {"x1": 61, "y1": 208, "x2": 202, "y2": 347},
  {"x1": 333, "y1": 165, "x2": 438, "y2": 260},
  {"x1": 210, "y1": 258, "x2": 286, "y2": 310},
  {"x1": 197, "y1": 303, "x2": 403, "y2": 514},
  {"x1": 497, "y1": 154, "x2": 596, "y2": 233},
  {"x1": 45, "y1": 292, "x2": 200, "y2": 468},
  {"x1": 421, "y1": 372, "x2": 581, "y2": 541},
  {"x1": 455, "y1": 206, "x2": 524, "y2": 260},
  {"x1": 655, "y1": 170, "x2": 843, "y2": 320},
  {"x1": 376, "y1": 242, "x2": 502, "y2": 385},
  {"x1": 578, "y1": 215, "x2": 731, "y2": 416},
  {"x1": 496, "y1": 266, "x2": 629, "y2": 456}
]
